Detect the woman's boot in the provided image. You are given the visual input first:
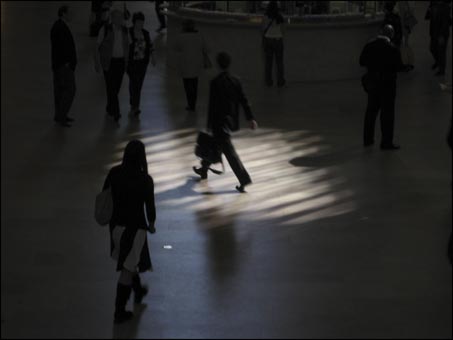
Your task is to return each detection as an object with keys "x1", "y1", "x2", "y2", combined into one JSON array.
[{"x1": 114, "y1": 283, "x2": 133, "y2": 324}]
